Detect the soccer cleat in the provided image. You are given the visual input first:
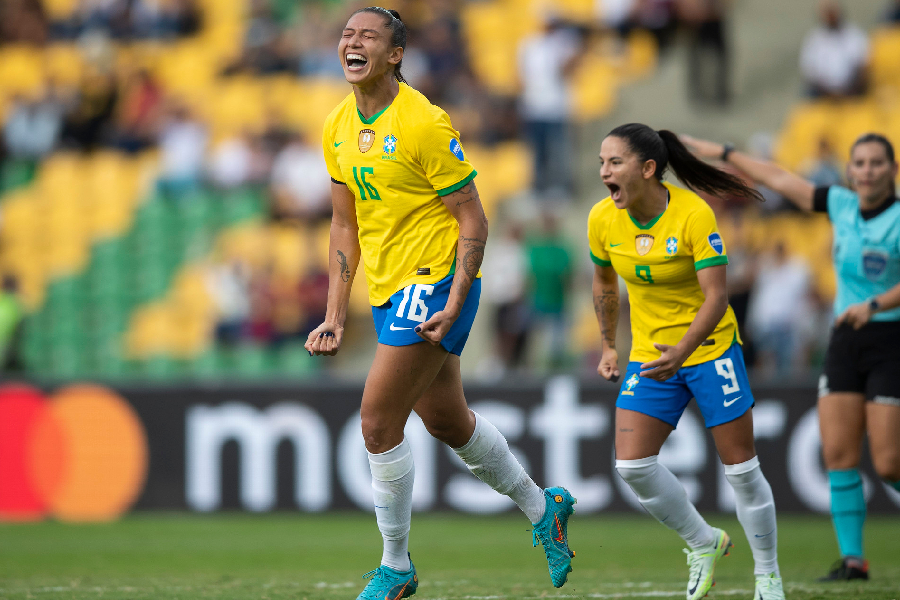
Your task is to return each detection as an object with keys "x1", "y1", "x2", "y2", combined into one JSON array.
[
  {"x1": 818, "y1": 557, "x2": 869, "y2": 581},
  {"x1": 356, "y1": 555, "x2": 418, "y2": 600},
  {"x1": 531, "y1": 486, "x2": 577, "y2": 588},
  {"x1": 754, "y1": 573, "x2": 785, "y2": 600},
  {"x1": 683, "y1": 528, "x2": 732, "y2": 600}
]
